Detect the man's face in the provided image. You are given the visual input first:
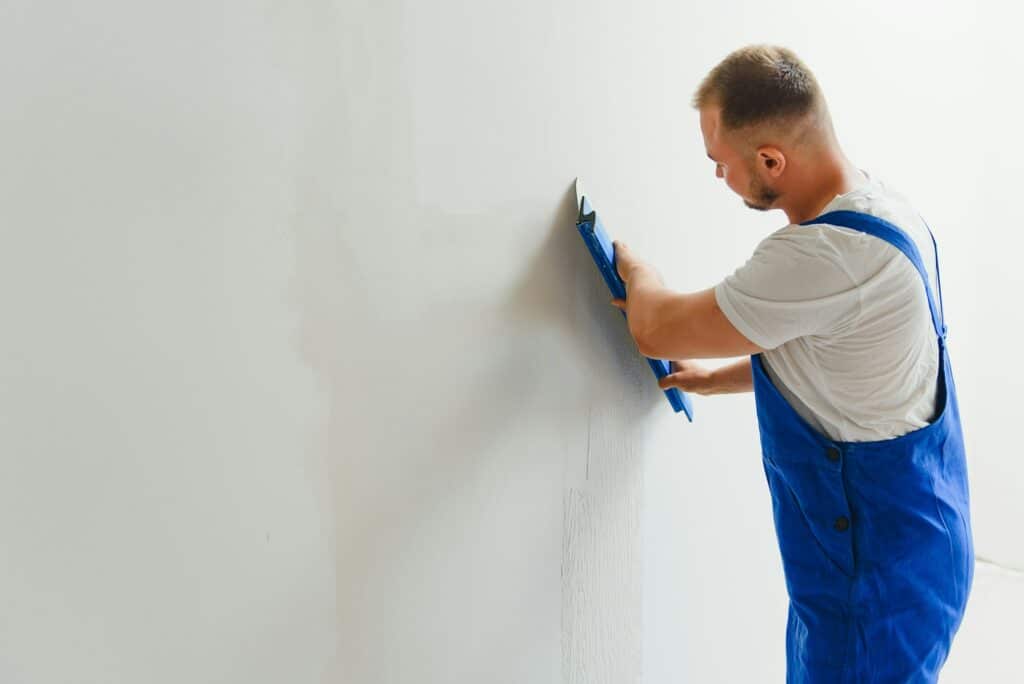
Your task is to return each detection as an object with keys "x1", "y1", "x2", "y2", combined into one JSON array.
[{"x1": 699, "y1": 106, "x2": 780, "y2": 211}]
